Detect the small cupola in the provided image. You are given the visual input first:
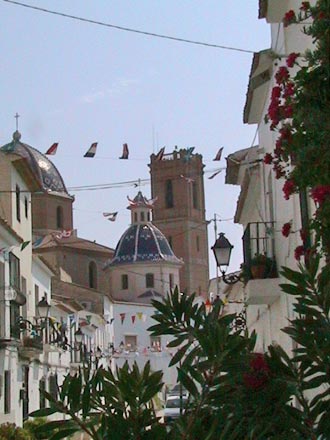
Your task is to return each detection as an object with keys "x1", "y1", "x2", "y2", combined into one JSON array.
[{"x1": 127, "y1": 191, "x2": 154, "y2": 225}]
